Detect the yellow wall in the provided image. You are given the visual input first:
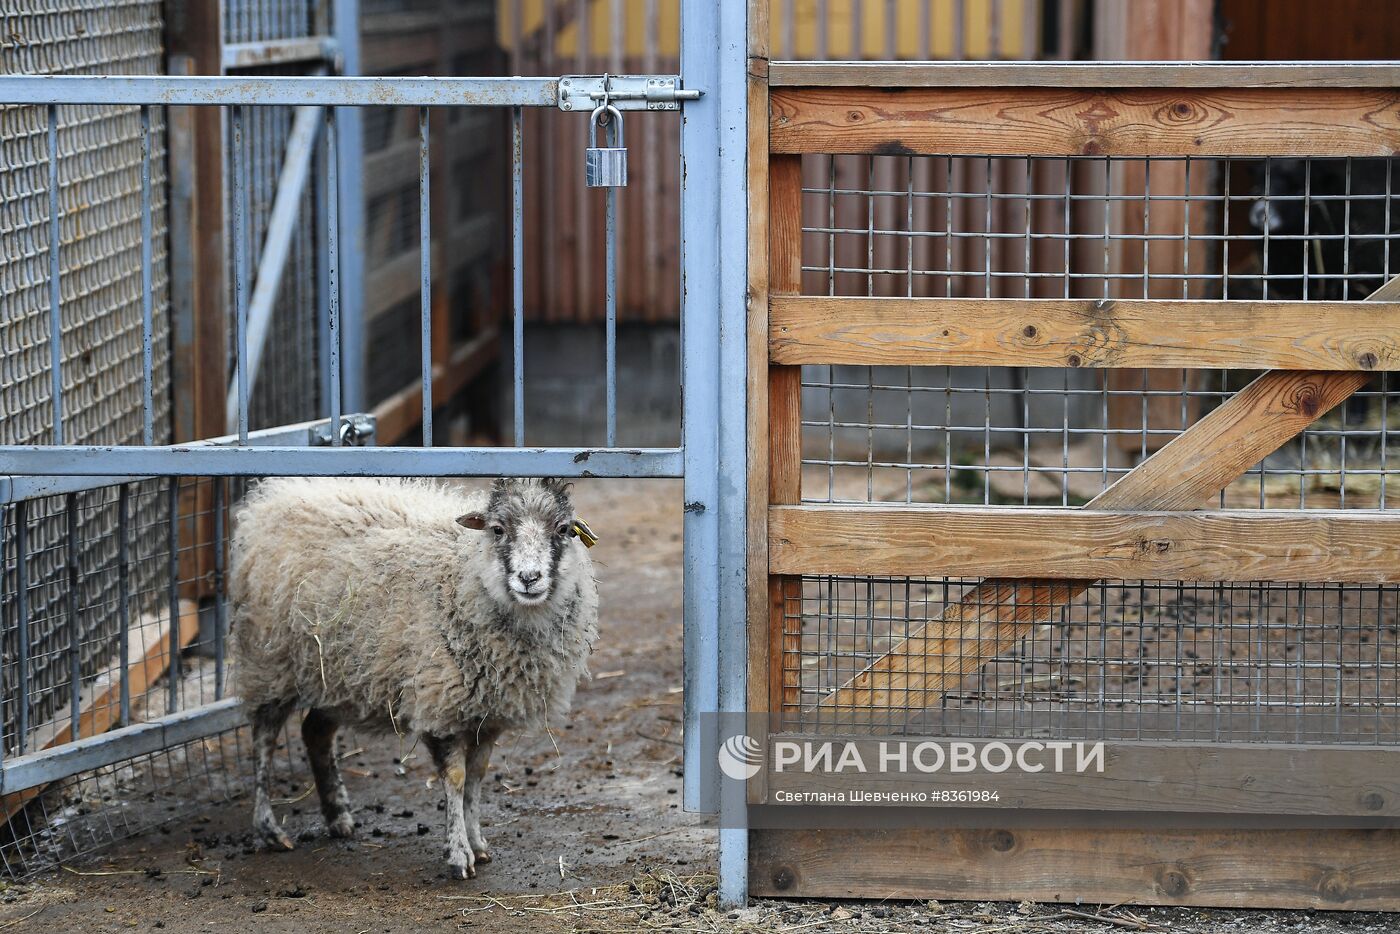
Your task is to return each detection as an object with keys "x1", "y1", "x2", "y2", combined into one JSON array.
[{"x1": 498, "y1": 0, "x2": 1030, "y2": 62}]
